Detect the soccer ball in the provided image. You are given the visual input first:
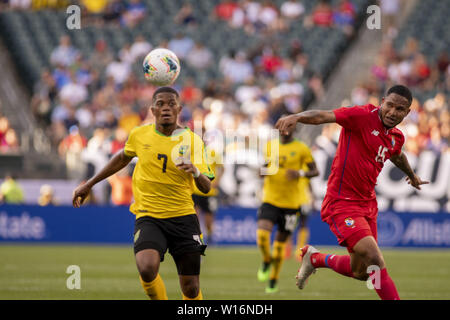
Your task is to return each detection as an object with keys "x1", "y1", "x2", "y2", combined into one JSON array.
[{"x1": 143, "y1": 48, "x2": 181, "y2": 86}]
